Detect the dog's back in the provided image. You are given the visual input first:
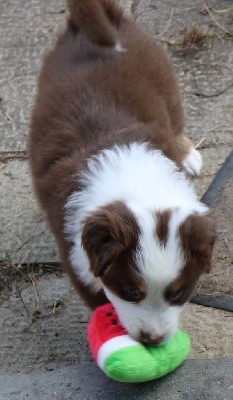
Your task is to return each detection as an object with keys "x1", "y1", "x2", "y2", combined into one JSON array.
[{"x1": 30, "y1": 0, "x2": 183, "y2": 191}]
